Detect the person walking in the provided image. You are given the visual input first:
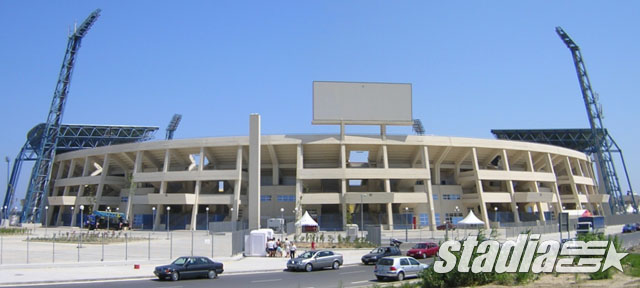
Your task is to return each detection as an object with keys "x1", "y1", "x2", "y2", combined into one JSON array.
[
  {"x1": 289, "y1": 241, "x2": 297, "y2": 259},
  {"x1": 284, "y1": 238, "x2": 291, "y2": 258}
]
